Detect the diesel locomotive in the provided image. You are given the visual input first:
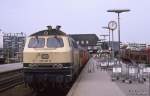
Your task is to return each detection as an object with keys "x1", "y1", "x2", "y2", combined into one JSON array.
[{"x1": 23, "y1": 25, "x2": 89, "y2": 91}]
